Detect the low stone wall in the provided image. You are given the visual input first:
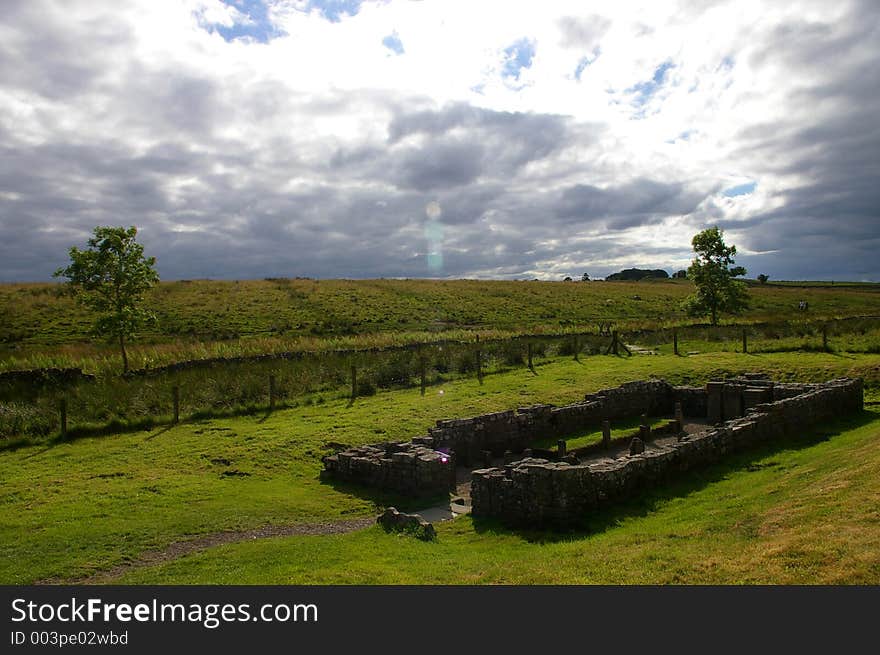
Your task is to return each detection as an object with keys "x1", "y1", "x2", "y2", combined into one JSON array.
[
  {"x1": 471, "y1": 378, "x2": 863, "y2": 528},
  {"x1": 322, "y1": 379, "x2": 707, "y2": 491},
  {"x1": 0, "y1": 367, "x2": 95, "y2": 388},
  {"x1": 419, "y1": 380, "x2": 701, "y2": 466},
  {"x1": 321, "y1": 442, "x2": 456, "y2": 497}
]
